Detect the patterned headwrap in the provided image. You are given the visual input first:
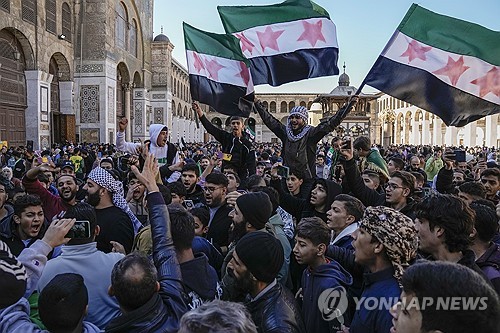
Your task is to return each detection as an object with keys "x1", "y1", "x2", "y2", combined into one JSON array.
[
  {"x1": 358, "y1": 206, "x2": 418, "y2": 281},
  {"x1": 87, "y1": 167, "x2": 143, "y2": 234},
  {"x1": 286, "y1": 106, "x2": 311, "y2": 142}
]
